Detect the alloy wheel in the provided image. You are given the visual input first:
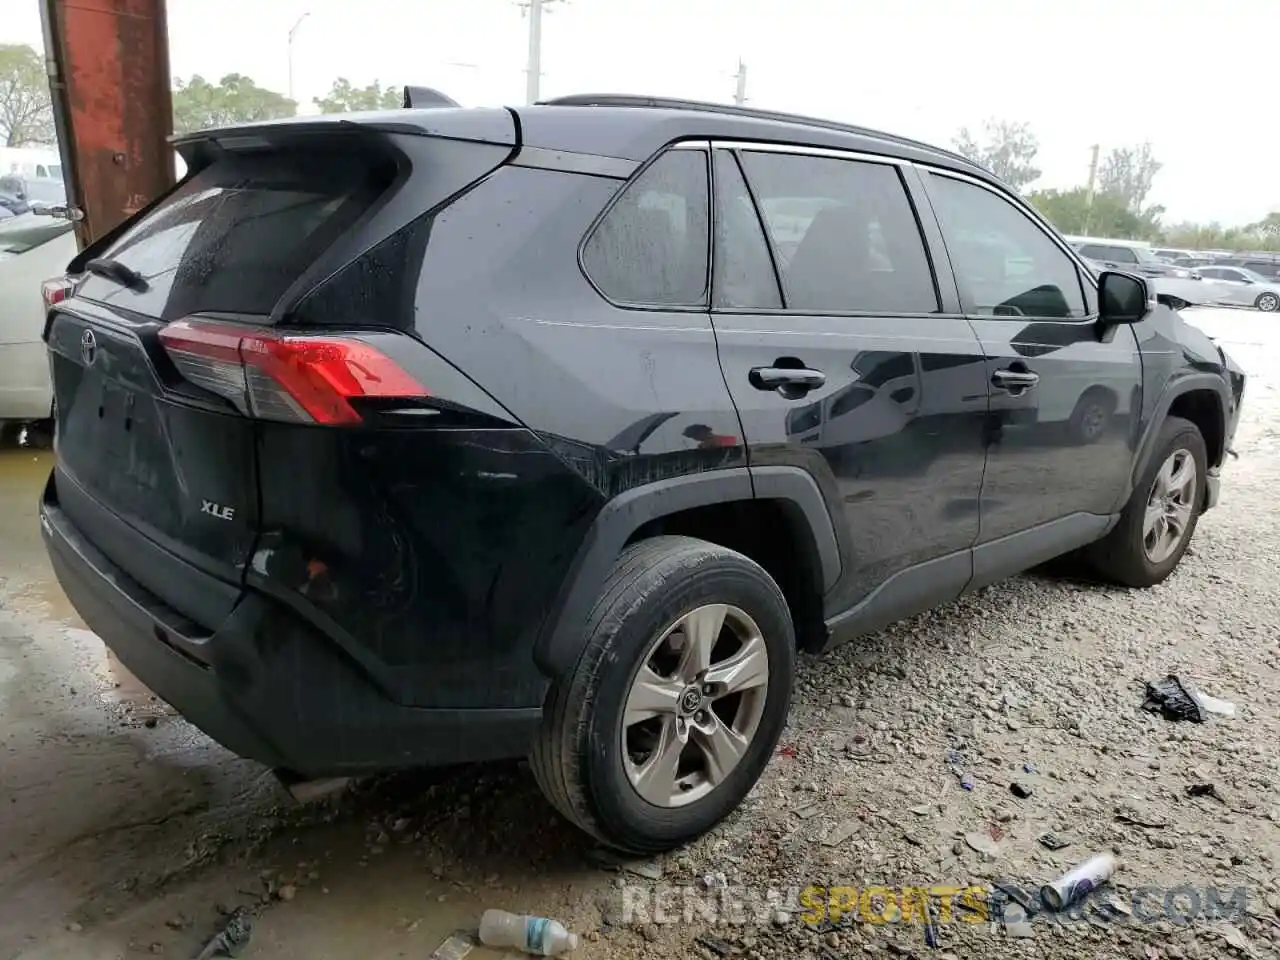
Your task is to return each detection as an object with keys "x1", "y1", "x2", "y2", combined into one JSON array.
[
  {"x1": 1257, "y1": 293, "x2": 1279, "y2": 312},
  {"x1": 1143, "y1": 448, "x2": 1197, "y2": 564},
  {"x1": 621, "y1": 604, "x2": 770, "y2": 808}
]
